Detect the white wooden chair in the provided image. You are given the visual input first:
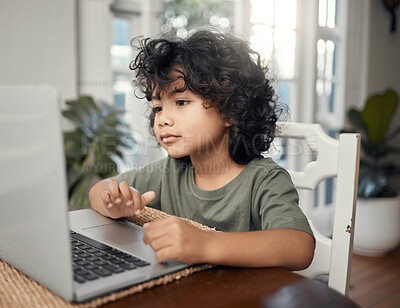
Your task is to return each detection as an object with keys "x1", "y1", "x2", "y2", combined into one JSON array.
[{"x1": 275, "y1": 122, "x2": 360, "y2": 296}]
